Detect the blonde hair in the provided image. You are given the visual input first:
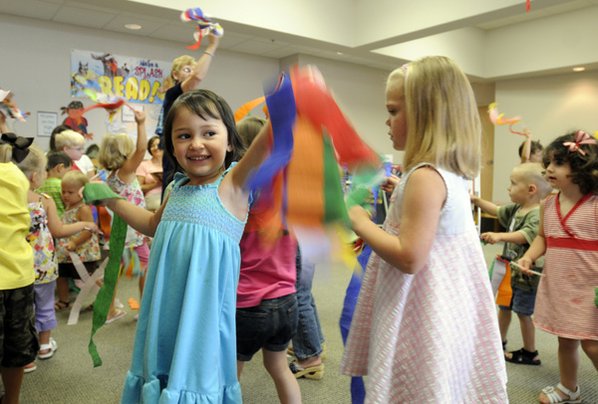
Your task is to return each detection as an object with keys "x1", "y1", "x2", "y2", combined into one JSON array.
[
  {"x1": 98, "y1": 133, "x2": 134, "y2": 171},
  {"x1": 16, "y1": 144, "x2": 46, "y2": 180},
  {"x1": 62, "y1": 170, "x2": 89, "y2": 188},
  {"x1": 0, "y1": 144, "x2": 12, "y2": 163},
  {"x1": 237, "y1": 116, "x2": 266, "y2": 148},
  {"x1": 162, "y1": 55, "x2": 196, "y2": 91},
  {"x1": 514, "y1": 162, "x2": 552, "y2": 199},
  {"x1": 54, "y1": 129, "x2": 85, "y2": 150},
  {"x1": 388, "y1": 56, "x2": 481, "y2": 179}
]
